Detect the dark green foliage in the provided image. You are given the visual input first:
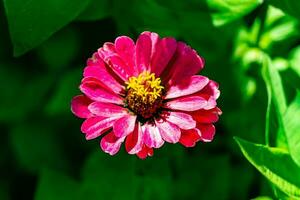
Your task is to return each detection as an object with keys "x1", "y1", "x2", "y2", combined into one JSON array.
[{"x1": 1, "y1": 0, "x2": 300, "y2": 199}]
